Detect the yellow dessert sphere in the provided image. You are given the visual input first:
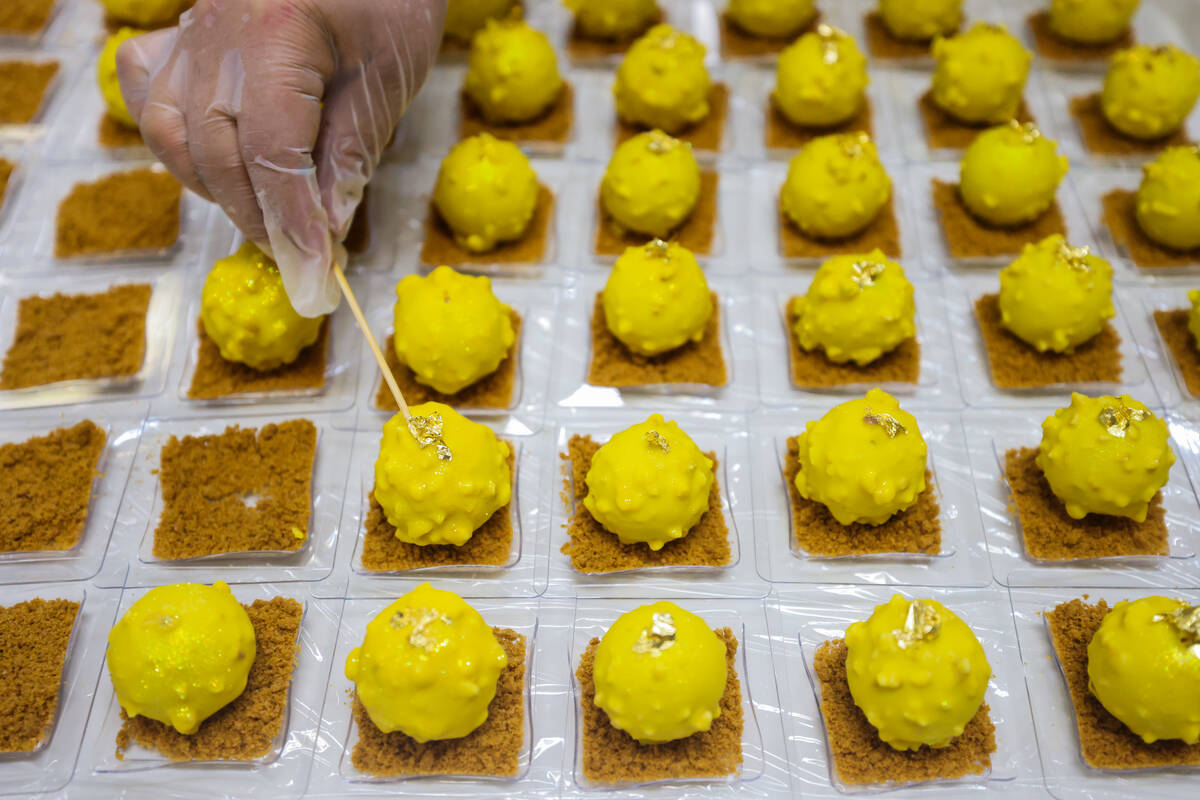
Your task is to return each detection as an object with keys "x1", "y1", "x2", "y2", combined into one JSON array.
[
  {"x1": 392, "y1": 266, "x2": 515, "y2": 394},
  {"x1": 101, "y1": 0, "x2": 190, "y2": 27},
  {"x1": 773, "y1": 26, "x2": 869, "y2": 129},
  {"x1": 790, "y1": 250, "x2": 916, "y2": 366},
  {"x1": 564, "y1": 0, "x2": 659, "y2": 40},
  {"x1": 200, "y1": 242, "x2": 325, "y2": 371},
  {"x1": 1136, "y1": 147, "x2": 1200, "y2": 251},
  {"x1": 794, "y1": 389, "x2": 927, "y2": 526},
  {"x1": 374, "y1": 402, "x2": 511, "y2": 547},
  {"x1": 464, "y1": 18, "x2": 563, "y2": 124},
  {"x1": 345, "y1": 583, "x2": 508, "y2": 742},
  {"x1": 845, "y1": 595, "x2": 990, "y2": 750},
  {"x1": 1036, "y1": 393, "x2": 1174, "y2": 522},
  {"x1": 781, "y1": 133, "x2": 891, "y2": 240},
  {"x1": 98, "y1": 28, "x2": 143, "y2": 129},
  {"x1": 602, "y1": 239, "x2": 712, "y2": 356},
  {"x1": 592, "y1": 601, "x2": 727, "y2": 744},
  {"x1": 998, "y1": 235, "x2": 1115, "y2": 354},
  {"x1": 1189, "y1": 290, "x2": 1200, "y2": 350},
  {"x1": 613, "y1": 25, "x2": 710, "y2": 135},
  {"x1": 1101, "y1": 45, "x2": 1200, "y2": 140},
  {"x1": 728, "y1": 0, "x2": 817, "y2": 38},
  {"x1": 106, "y1": 582, "x2": 255, "y2": 736},
  {"x1": 444, "y1": 0, "x2": 517, "y2": 42},
  {"x1": 583, "y1": 414, "x2": 714, "y2": 551},
  {"x1": 1049, "y1": 0, "x2": 1140, "y2": 45},
  {"x1": 433, "y1": 133, "x2": 539, "y2": 253},
  {"x1": 959, "y1": 121, "x2": 1068, "y2": 227},
  {"x1": 1087, "y1": 596, "x2": 1200, "y2": 745},
  {"x1": 931, "y1": 23, "x2": 1031, "y2": 125},
  {"x1": 601, "y1": 130, "x2": 701, "y2": 238},
  {"x1": 878, "y1": 0, "x2": 963, "y2": 42}
]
